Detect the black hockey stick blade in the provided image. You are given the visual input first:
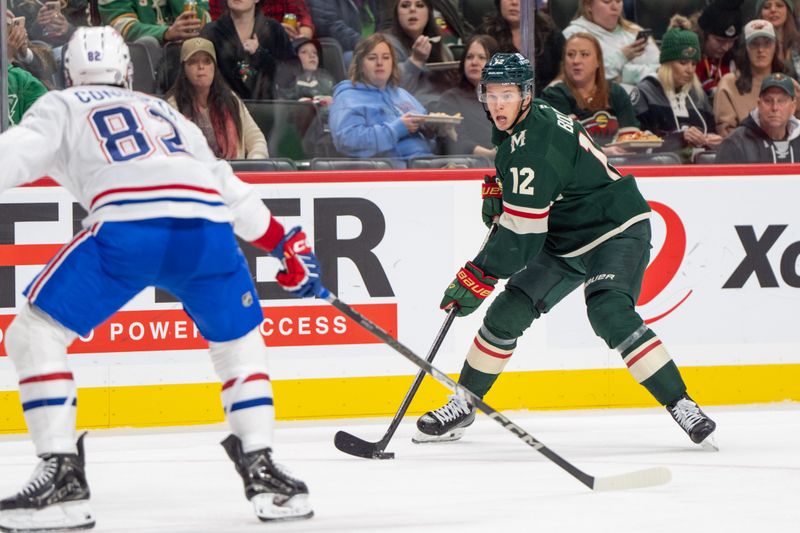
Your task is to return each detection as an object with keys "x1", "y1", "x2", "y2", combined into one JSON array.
[
  {"x1": 319, "y1": 288, "x2": 671, "y2": 491},
  {"x1": 334, "y1": 430, "x2": 395, "y2": 459},
  {"x1": 333, "y1": 309, "x2": 456, "y2": 460}
]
